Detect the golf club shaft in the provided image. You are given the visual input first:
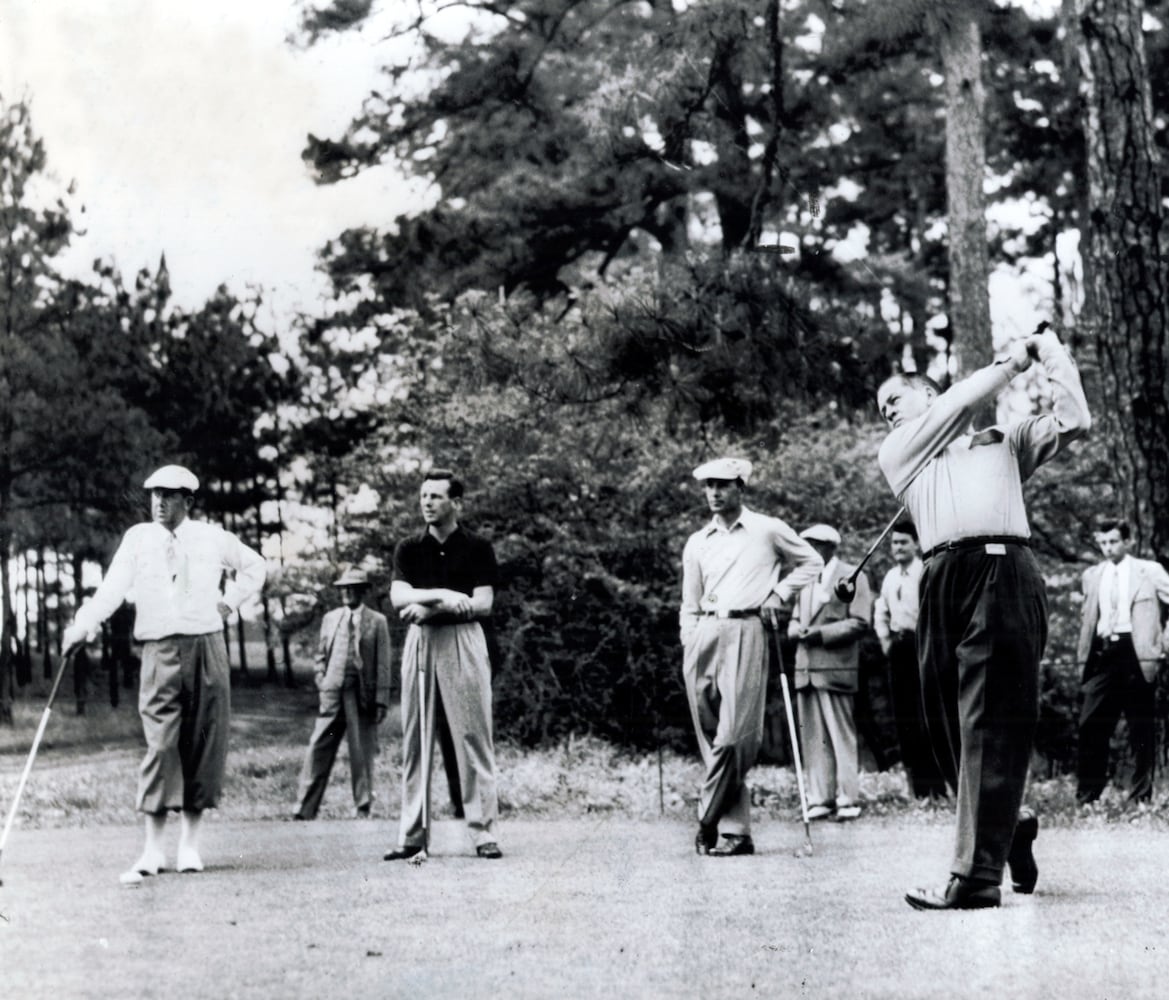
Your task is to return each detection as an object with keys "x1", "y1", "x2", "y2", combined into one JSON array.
[
  {"x1": 773, "y1": 634, "x2": 811, "y2": 834},
  {"x1": 418, "y1": 662, "x2": 429, "y2": 853},
  {"x1": 846, "y1": 505, "x2": 908, "y2": 586},
  {"x1": 0, "y1": 650, "x2": 76, "y2": 865}
]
